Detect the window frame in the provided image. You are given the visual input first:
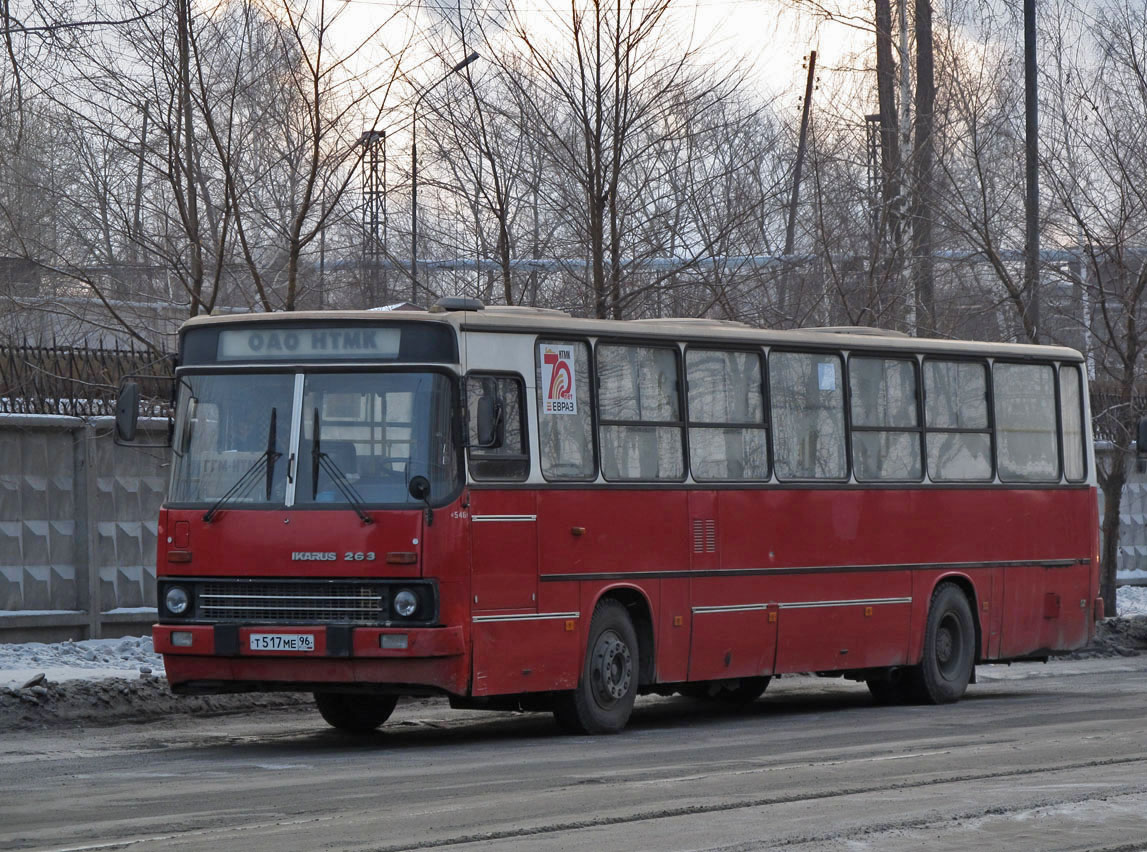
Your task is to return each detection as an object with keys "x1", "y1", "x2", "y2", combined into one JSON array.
[
  {"x1": 845, "y1": 353, "x2": 925, "y2": 483},
  {"x1": 683, "y1": 344, "x2": 770, "y2": 483},
  {"x1": 593, "y1": 339, "x2": 687, "y2": 483},
  {"x1": 991, "y1": 358, "x2": 1062, "y2": 484},
  {"x1": 920, "y1": 355, "x2": 996, "y2": 484},
  {"x1": 1057, "y1": 362, "x2": 1088, "y2": 483},
  {"x1": 464, "y1": 370, "x2": 531, "y2": 483},
  {"x1": 169, "y1": 363, "x2": 466, "y2": 509},
  {"x1": 768, "y1": 347, "x2": 850, "y2": 483},
  {"x1": 535, "y1": 337, "x2": 599, "y2": 483}
]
